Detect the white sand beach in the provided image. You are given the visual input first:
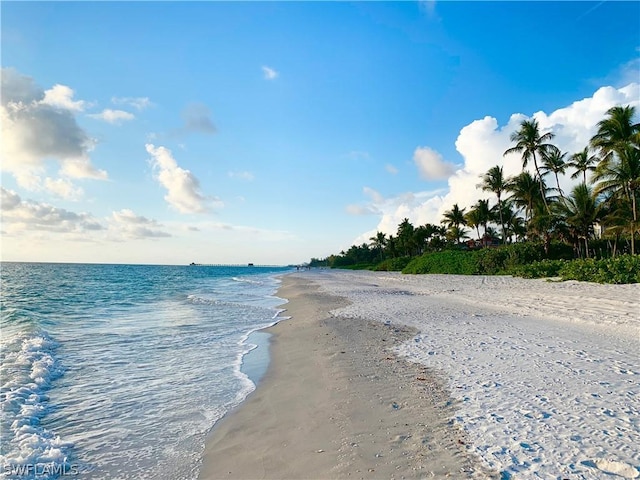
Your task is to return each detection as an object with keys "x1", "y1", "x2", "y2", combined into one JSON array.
[
  {"x1": 202, "y1": 271, "x2": 639, "y2": 479},
  {"x1": 316, "y1": 270, "x2": 640, "y2": 478}
]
